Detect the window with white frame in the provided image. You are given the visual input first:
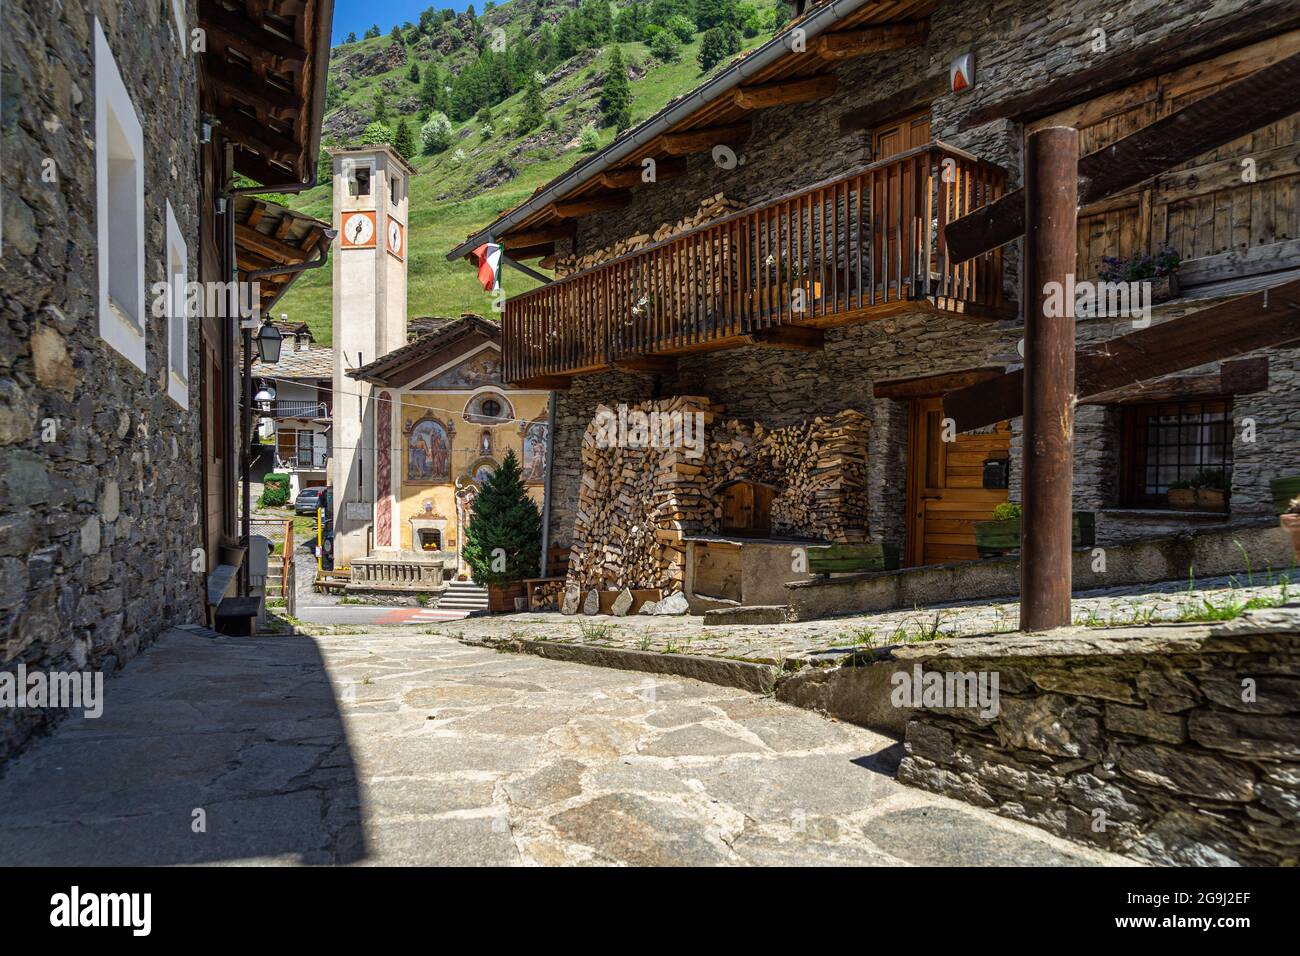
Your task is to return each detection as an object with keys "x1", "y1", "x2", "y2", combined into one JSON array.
[
  {"x1": 171, "y1": 0, "x2": 188, "y2": 53},
  {"x1": 94, "y1": 19, "x2": 147, "y2": 372},
  {"x1": 165, "y1": 201, "x2": 189, "y2": 408}
]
